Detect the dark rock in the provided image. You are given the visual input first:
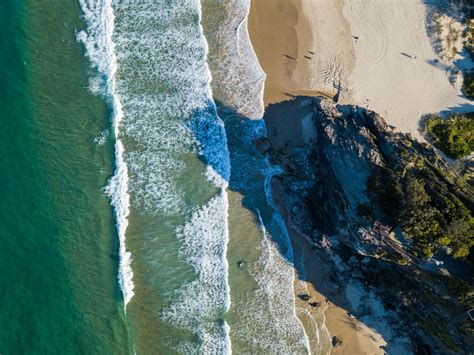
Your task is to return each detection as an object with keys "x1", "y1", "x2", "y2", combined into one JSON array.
[
  {"x1": 262, "y1": 96, "x2": 474, "y2": 352},
  {"x1": 298, "y1": 293, "x2": 310, "y2": 301},
  {"x1": 255, "y1": 137, "x2": 272, "y2": 154},
  {"x1": 332, "y1": 335, "x2": 343, "y2": 348},
  {"x1": 414, "y1": 343, "x2": 432, "y2": 355},
  {"x1": 237, "y1": 260, "x2": 248, "y2": 271}
]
